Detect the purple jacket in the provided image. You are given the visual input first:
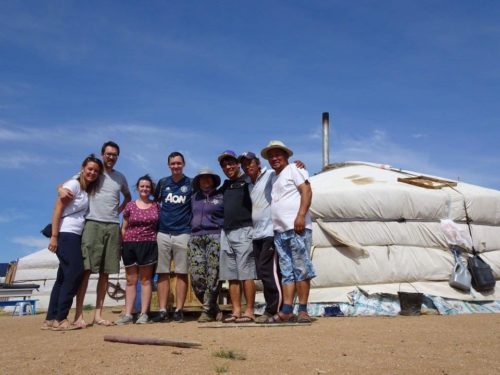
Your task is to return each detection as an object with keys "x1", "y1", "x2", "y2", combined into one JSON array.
[{"x1": 190, "y1": 190, "x2": 224, "y2": 236}]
